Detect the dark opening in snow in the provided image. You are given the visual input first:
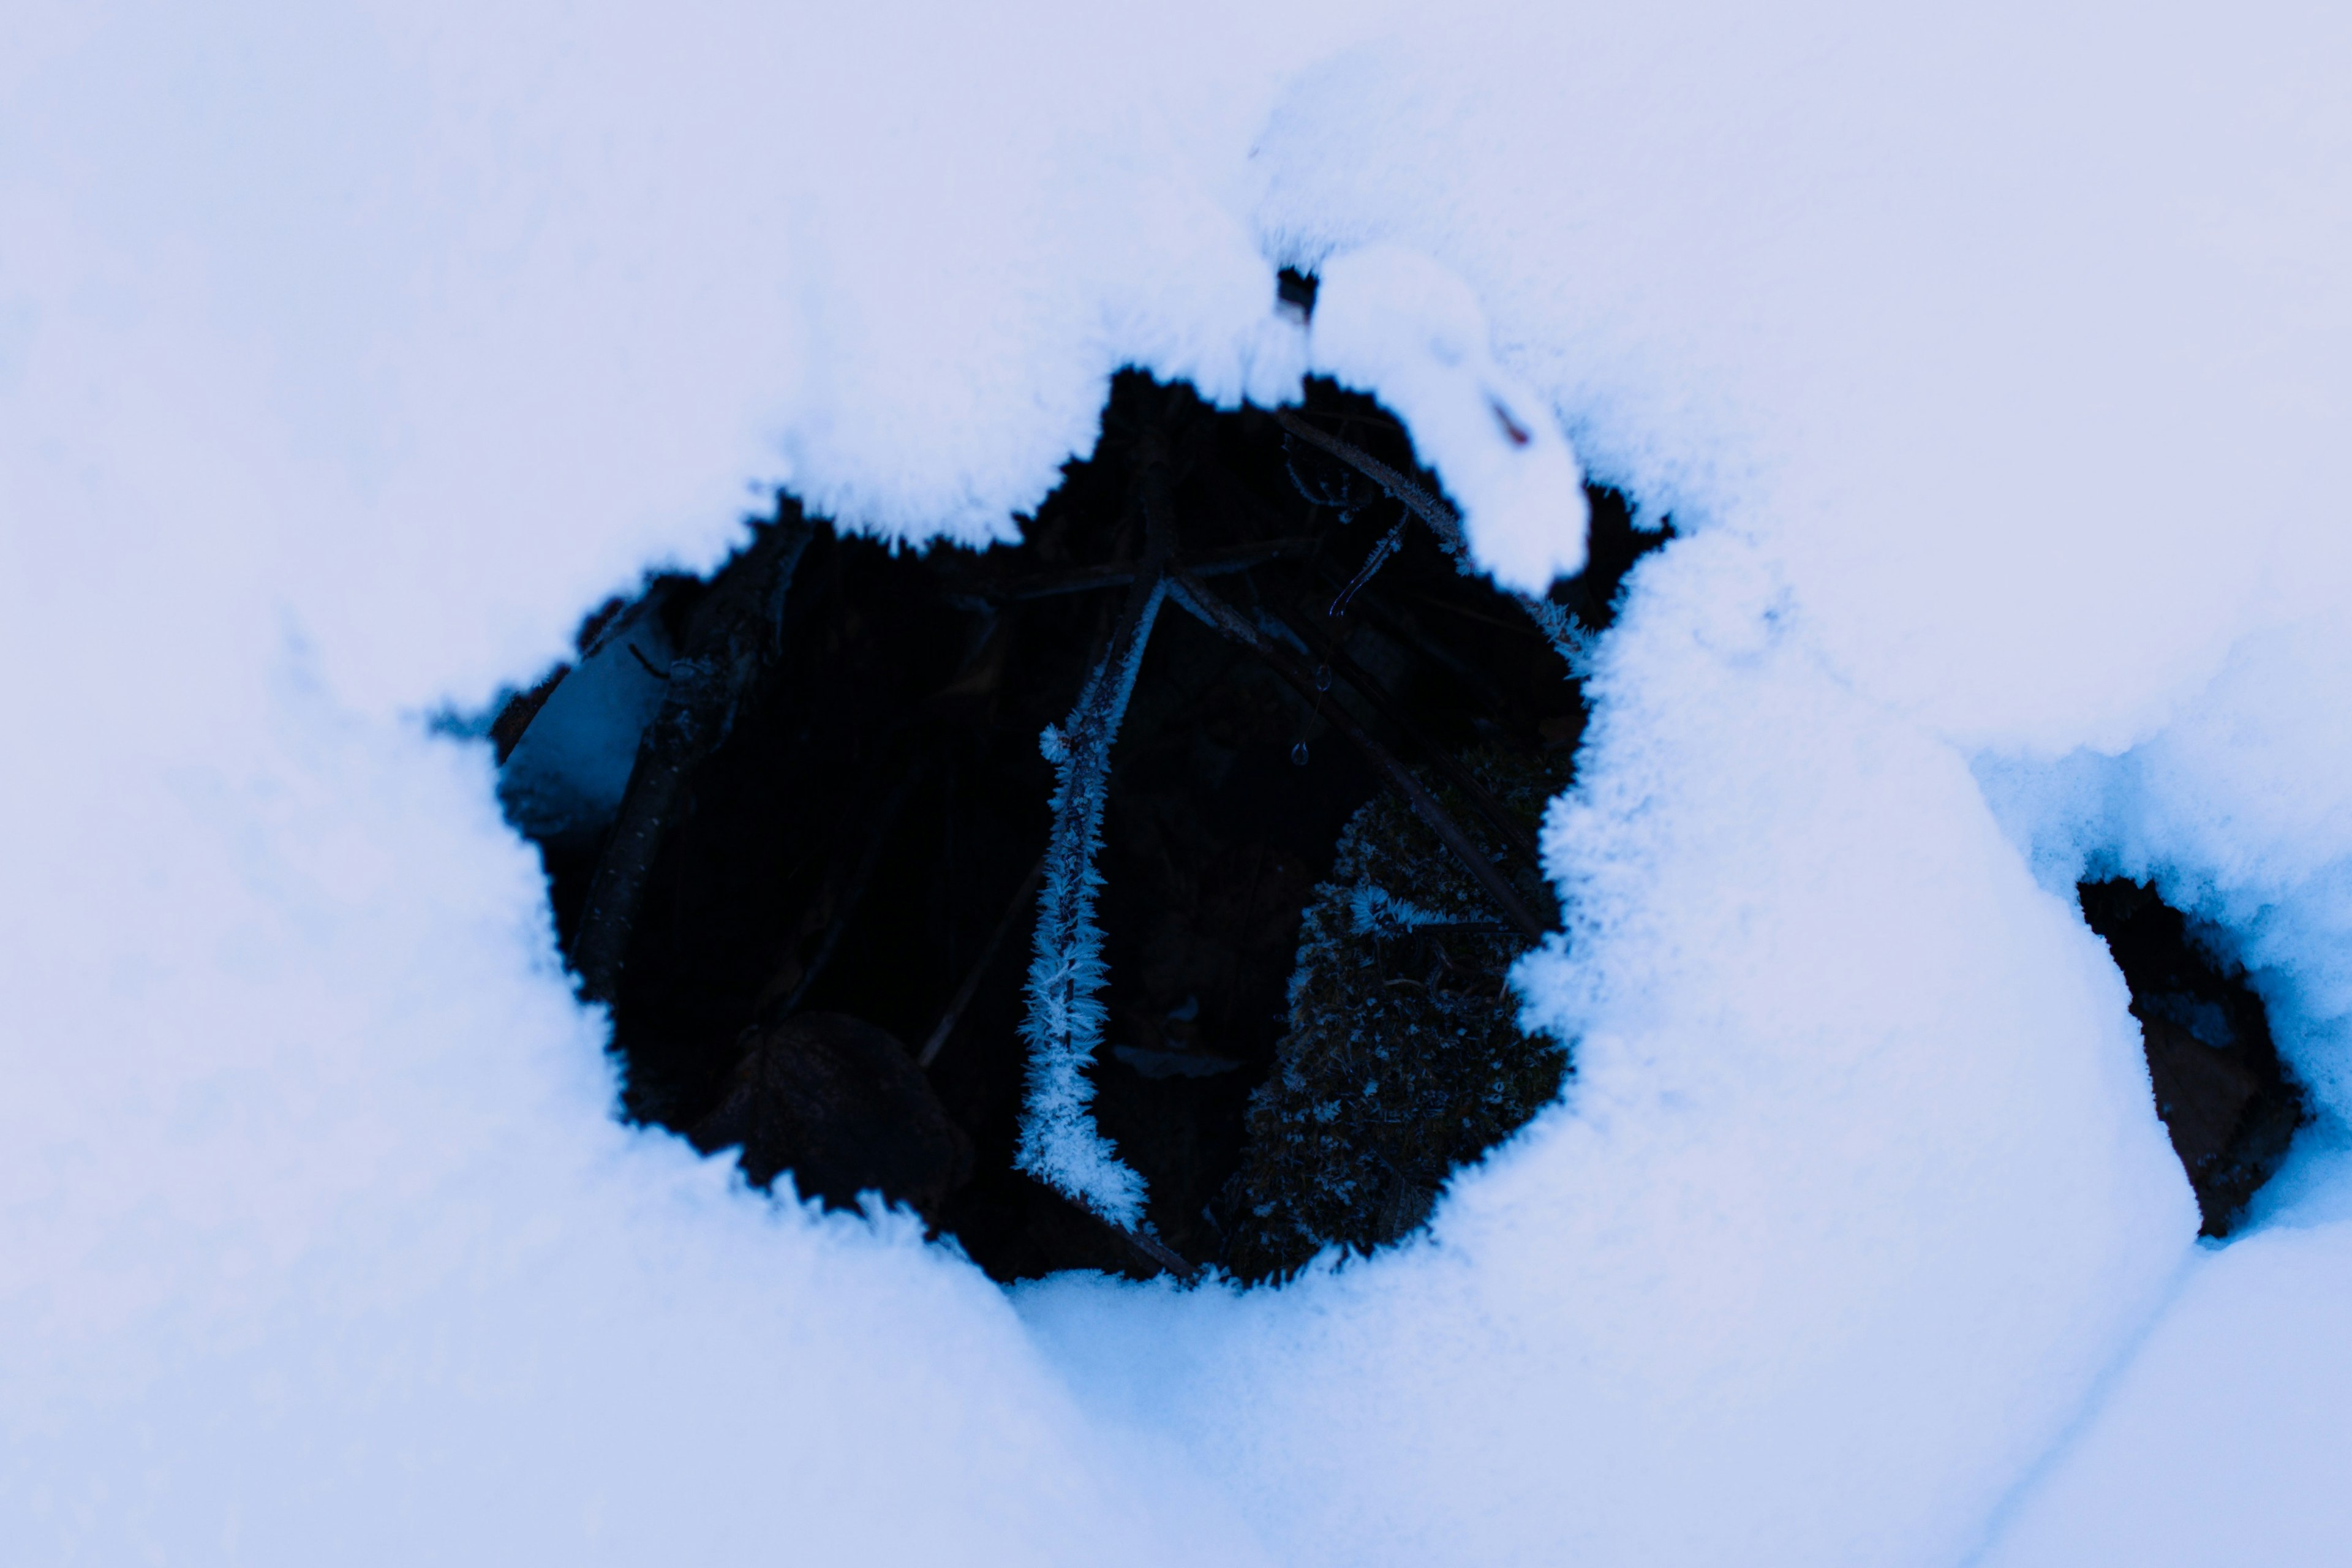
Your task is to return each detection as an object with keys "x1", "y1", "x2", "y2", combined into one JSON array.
[
  {"x1": 2077, "y1": 878, "x2": 2307, "y2": 1236},
  {"x1": 1275, "y1": 267, "x2": 1319, "y2": 322},
  {"x1": 489, "y1": 372, "x2": 1664, "y2": 1282}
]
